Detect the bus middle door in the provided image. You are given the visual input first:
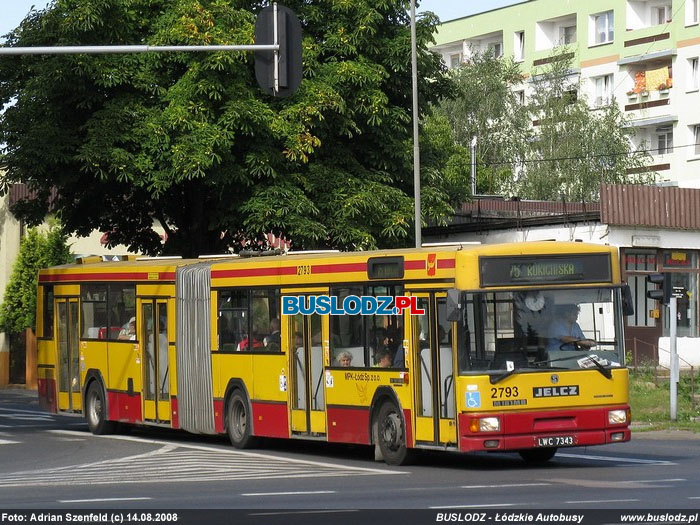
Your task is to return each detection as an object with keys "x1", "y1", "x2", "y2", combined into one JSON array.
[
  {"x1": 289, "y1": 304, "x2": 326, "y2": 436},
  {"x1": 139, "y1": 299, "x2": 171, "y2": 424}
]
